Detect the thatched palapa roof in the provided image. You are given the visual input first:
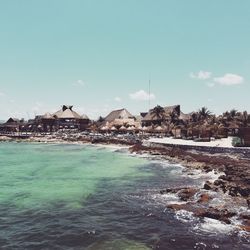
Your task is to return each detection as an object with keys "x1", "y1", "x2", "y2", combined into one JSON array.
[
  {"x1": 42, "y1": 112, "x2": 55, "y2": 120},
  {"x1": 6, "y1": 118, "x2": 20, "y2": 123},
  {"x1": 81, "y1": 114, "x2": 89, "y2": 120},
  {"x1": 179, "y1": 112, "x2": 192, "y2": 121},
  {"x1": 53, "y1": 105, "x2": 81, "y2": 119},
  {"x1": 104, "y1": 108, "x2": 134, "y2": 122}
]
